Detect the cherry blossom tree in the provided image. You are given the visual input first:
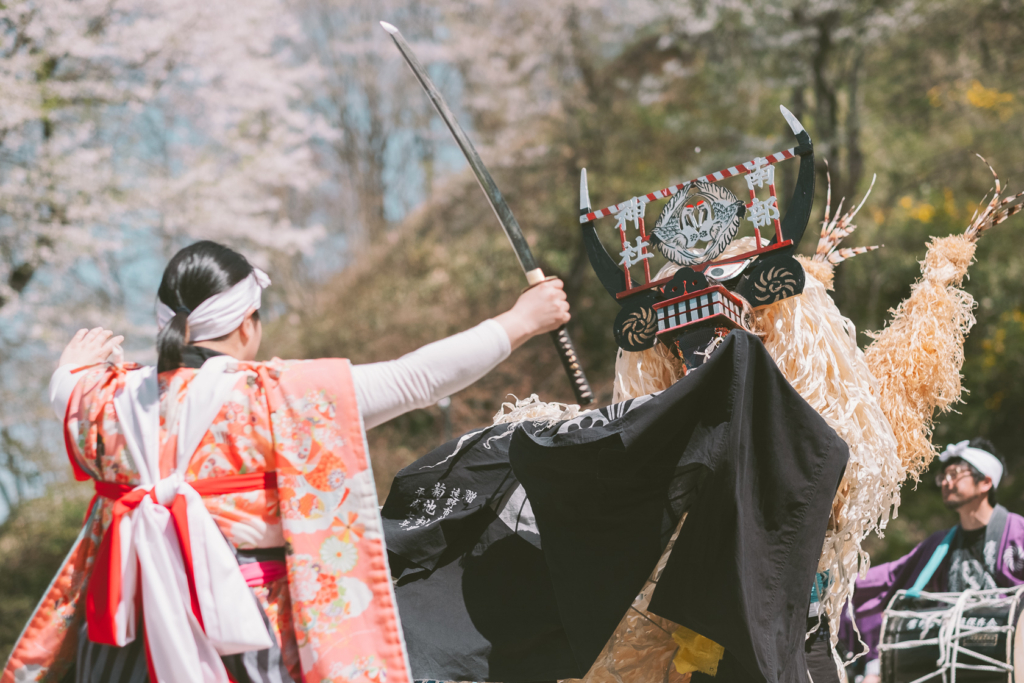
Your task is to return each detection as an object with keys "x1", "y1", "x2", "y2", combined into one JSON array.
[{"x1": 0, "y1": 0, "x2": 328, "y2": 516}]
